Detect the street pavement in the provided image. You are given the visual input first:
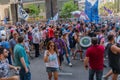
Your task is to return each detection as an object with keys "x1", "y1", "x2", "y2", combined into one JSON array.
[{"x1": 30, "y1": 53, "x2": 112, "y2": 80}]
